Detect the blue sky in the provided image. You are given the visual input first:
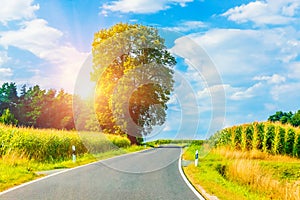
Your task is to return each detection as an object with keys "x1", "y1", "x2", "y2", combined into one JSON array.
[{"x1": 0, "y1": 0, "x2": 300, "y2": 140}]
